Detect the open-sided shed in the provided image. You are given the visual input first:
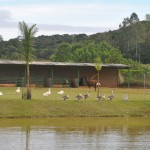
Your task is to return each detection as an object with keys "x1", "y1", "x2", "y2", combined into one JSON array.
[{"x1": 0, "y1": 60, "x2": 131, "y2": 87}]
